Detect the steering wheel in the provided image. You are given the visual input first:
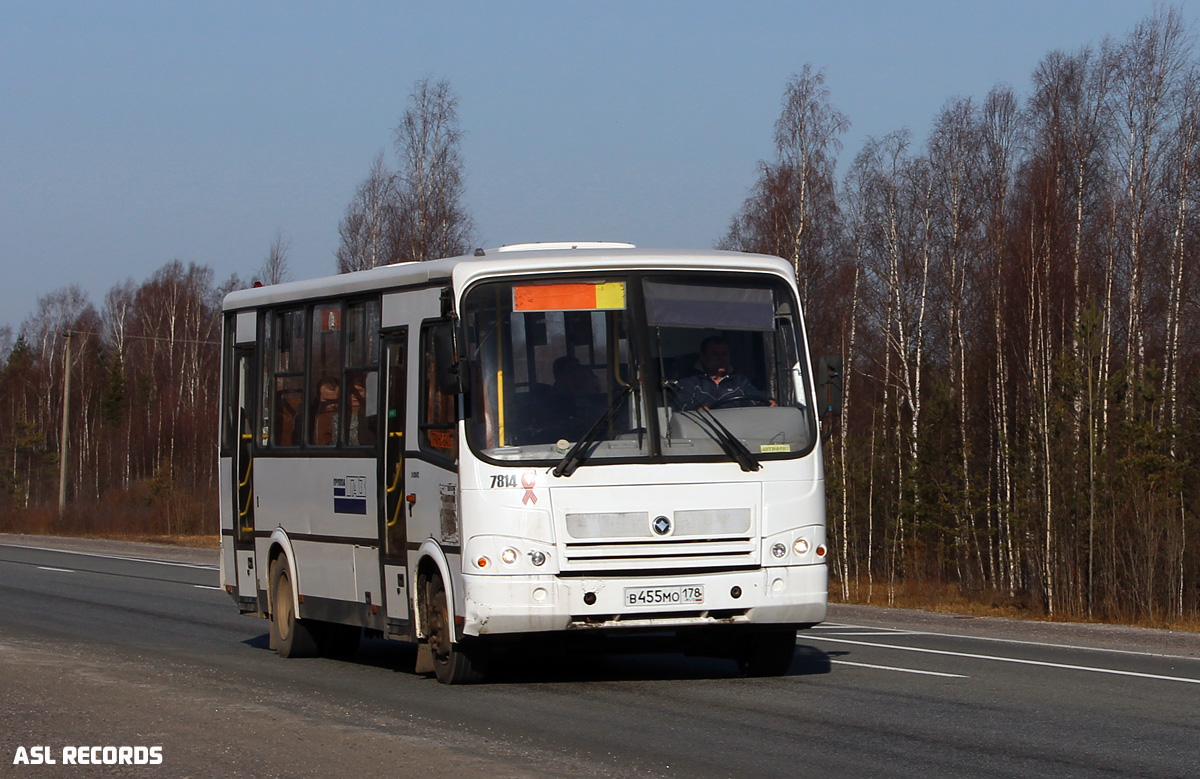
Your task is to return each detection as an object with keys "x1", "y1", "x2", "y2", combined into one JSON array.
[{"x1": 706, "y1": 393, "x2": 773, "y2": 409}]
